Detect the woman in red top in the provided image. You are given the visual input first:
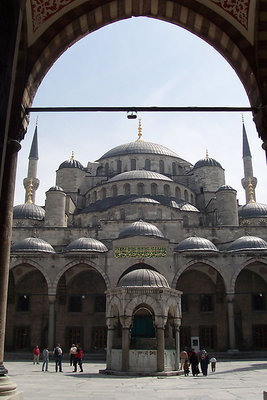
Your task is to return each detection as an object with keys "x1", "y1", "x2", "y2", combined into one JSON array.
[
  {"x1": 73, "y1": 344, "x2": 83, "y2": 372},
  {"x1": 33, "y1": 345, "x2": 40, "y2": 364}
]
